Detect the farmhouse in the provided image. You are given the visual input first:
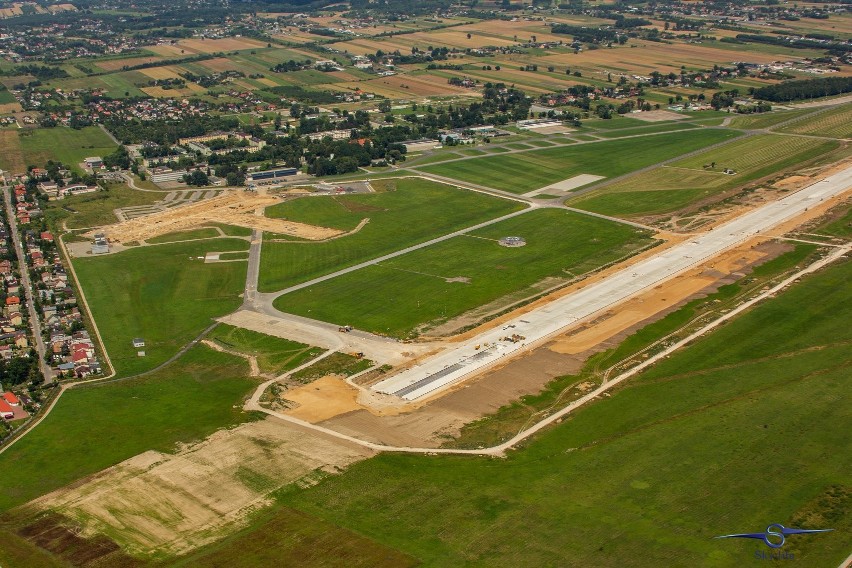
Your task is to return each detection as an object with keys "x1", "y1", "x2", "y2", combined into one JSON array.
[{"x1": 84, "y1": 156, "x2": 103, "y2": 169}]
